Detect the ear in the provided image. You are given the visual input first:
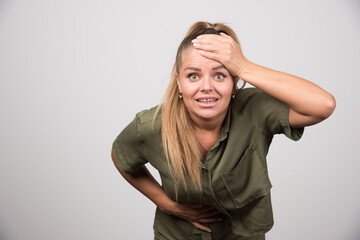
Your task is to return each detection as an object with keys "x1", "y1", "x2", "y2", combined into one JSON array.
[
  {"x1": 232, "y1": 77, "x2": 246, "y2": 94},
  {"x1": 232, "y1": 76, "x2": 239, "y2": 94},
  {"x1": 176, "y1": 73, "x2": 182, "y2": 93}
]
